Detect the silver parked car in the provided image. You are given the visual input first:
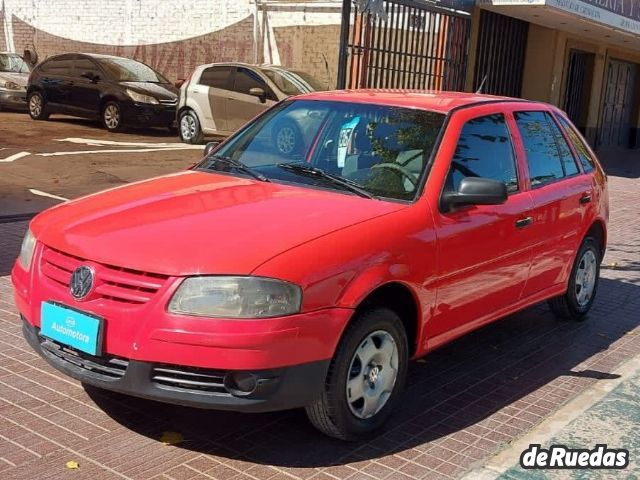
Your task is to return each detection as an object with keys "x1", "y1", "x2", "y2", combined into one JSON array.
[
  {"x1": 0, "y1": 52, "x2": 29, "y2": 111},
  {"x1": 177, "y1": 62, "x2": 326, "y2": 149}
]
